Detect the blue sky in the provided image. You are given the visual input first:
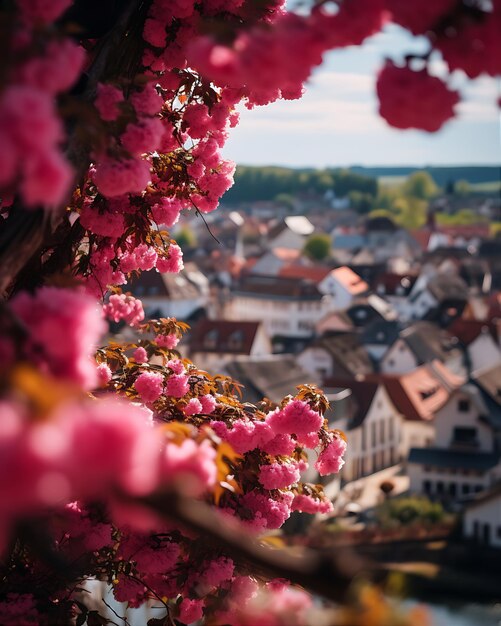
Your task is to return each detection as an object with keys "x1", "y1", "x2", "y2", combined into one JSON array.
[{"x1": 223, "y1": 25, "x2": 501, "y2": 168}]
